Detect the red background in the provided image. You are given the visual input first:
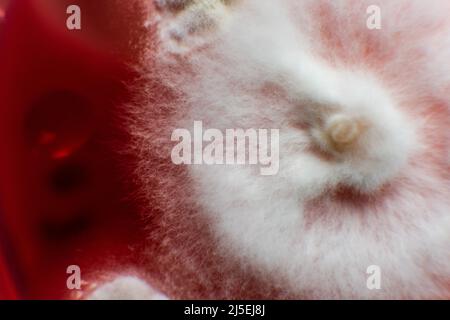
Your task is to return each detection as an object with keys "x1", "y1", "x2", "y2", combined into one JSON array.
[{"x1": 0, "y1": 0, "x2": 148, "y2": 299}]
